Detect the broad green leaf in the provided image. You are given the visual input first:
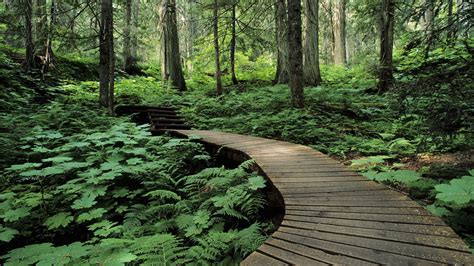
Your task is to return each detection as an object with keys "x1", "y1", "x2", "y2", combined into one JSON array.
[
  {"x1": 0, "y1": 226, "x2": 19, "y2": 242},
  {"x1": 42, "y1": 156, "x2": 74, "y2": 164},
  {"x1": 77, "y1": 208, "x2": 107, "y2": 223},
  {"x1": 426, "y1": 205, "x2": 451, "y2": 217},
  {"x1": 72, "y1": 194, "x2": 97, "y2": 209},
  {"x1": 435, "y1": 176, "x2": 474, "y2": 205},
  {"x1": 1, "y1": 207, "x2": 31, "y2": 222},
  {"x1": 6, "y1": 163, "x2": 42, "y2": 171},
  {"x1": 44, "y1": 212, "x2": 74, "y2": 230}
]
